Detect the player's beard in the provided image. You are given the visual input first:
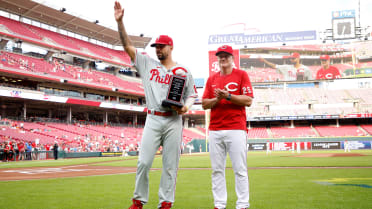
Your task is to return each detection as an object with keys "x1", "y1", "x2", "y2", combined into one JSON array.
[{"x1": 157, "y1": 52, "x2": 168, "y2": 60}]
